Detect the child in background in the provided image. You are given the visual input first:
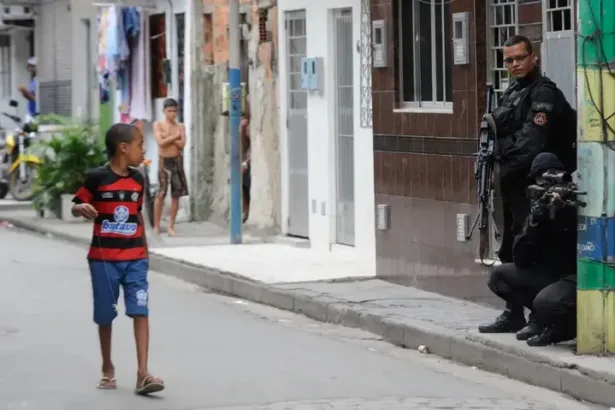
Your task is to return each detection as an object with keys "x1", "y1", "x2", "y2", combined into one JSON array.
[
  {"x1": 71, "y1": 123, "x2": 164, "y2": 395},
  {"x1": 153, "y1": 98, "x2": 188, "y2": 236}
]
